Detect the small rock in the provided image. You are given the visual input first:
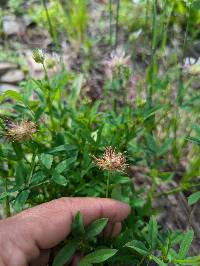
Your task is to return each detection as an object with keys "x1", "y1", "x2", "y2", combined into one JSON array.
[
  {"x1": 3, "y1": 15, "x2": 26, "y2": 36},
  {"x1": 22, "y1": 15, "x2": 34, "y2": 27},
  {"x1": 1, "y1": 70, "x2": 25, "y2": 84},
  {"x1": 0, "y1": 62, "x2": 17, "y2": 75},
  {"x1": 0, "y1": 84, "x2": 20, "y2": 92}
]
